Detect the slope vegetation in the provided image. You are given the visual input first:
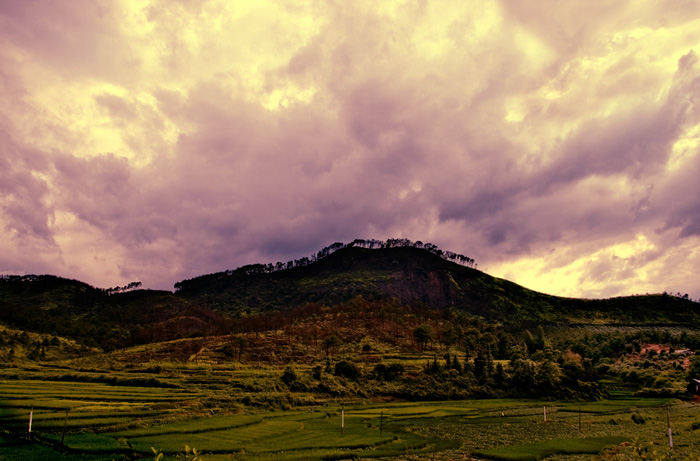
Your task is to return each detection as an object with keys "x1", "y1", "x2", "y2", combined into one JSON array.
[
  {"x1": 2, "y1": 242, "x2": 699, "y2": 351},
  {"x1": 175, "y1": 245, "x2": 699, "y2": 327}
]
